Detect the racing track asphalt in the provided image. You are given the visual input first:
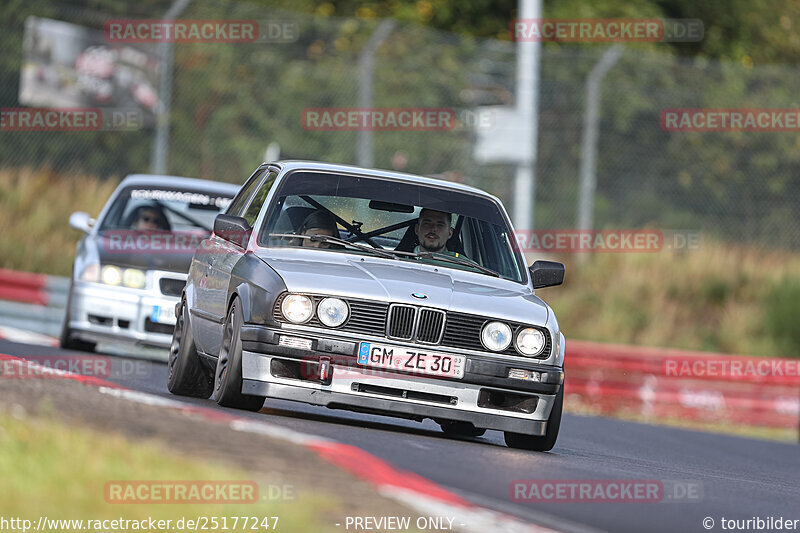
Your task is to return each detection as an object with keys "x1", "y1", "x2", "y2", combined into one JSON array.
[{"x1": 2, "y1": 338, "x2": 798, "y2": 533}]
